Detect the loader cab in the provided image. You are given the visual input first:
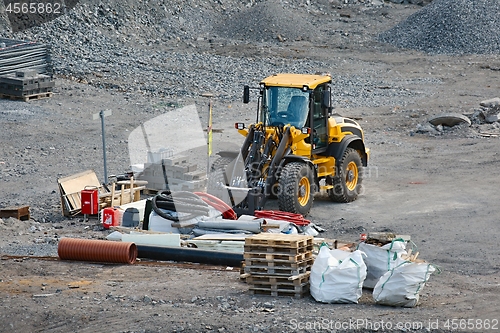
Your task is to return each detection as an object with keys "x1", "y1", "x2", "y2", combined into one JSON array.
[
  {"x1": 262, "y1": 86, "x2": 309, "y2": 129},
  {"x1": 244, "y1": 73, "x2": 332, "y2": 152}
]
